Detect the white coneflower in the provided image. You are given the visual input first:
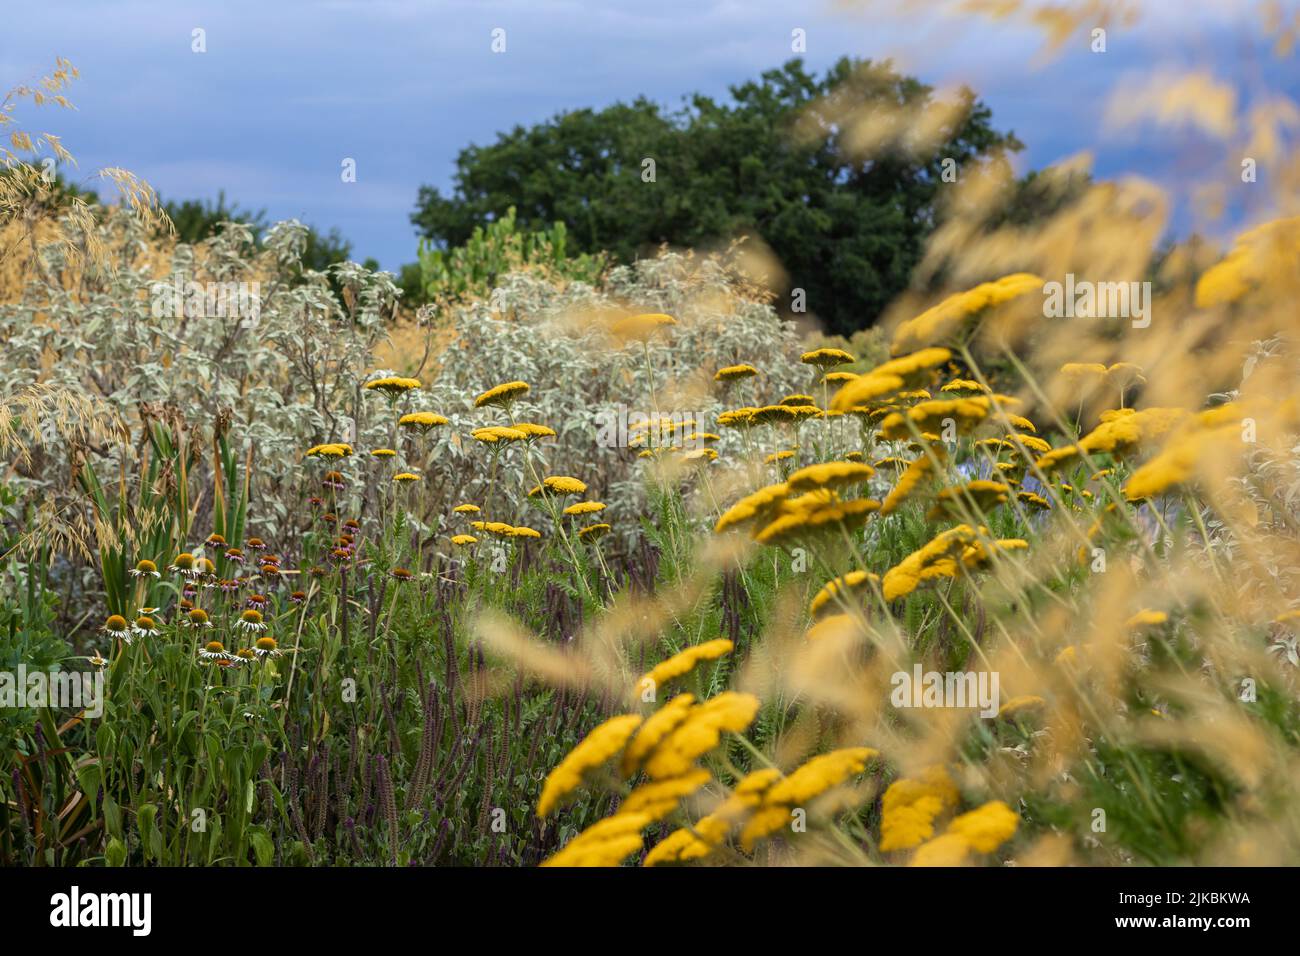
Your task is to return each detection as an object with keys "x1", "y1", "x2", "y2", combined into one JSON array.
[
  {"x1": 236, "y1": 609, "x2": 267, "y2": 633},
  {"x1": 84, "y1": 650, "x2": 109, "y2": 669},
  {"x1": 102, "y1": 615, "x2": 132, "y2": 644},
  {"x1": 130, "y1": 559, "x2": 161, "y2": 579},
  {"x1": 184, "y1": 608, "x2": 213, "y2": 629},
  {"x1": 253, "y1": 636, "x2": 283, "y2": 659},
  {"x1": 198, "y1": 640, "x2": 235, "y2": 662},
  {"x1": 132, "y1": 615, "x2": 160, "y2": 640}
]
